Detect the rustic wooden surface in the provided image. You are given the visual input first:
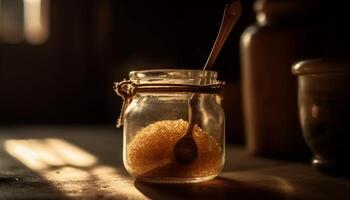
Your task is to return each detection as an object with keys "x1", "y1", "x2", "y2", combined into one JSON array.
[{"x1": 0, "y1": 126, "x2": 349, "y2": 199}]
